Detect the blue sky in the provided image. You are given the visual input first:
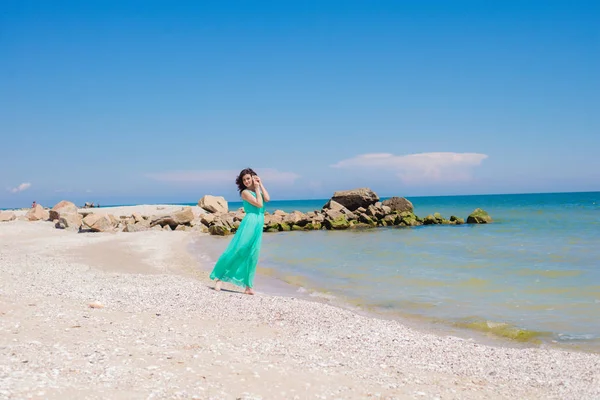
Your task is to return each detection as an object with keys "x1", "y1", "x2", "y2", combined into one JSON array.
[{"x1": 1, "y1": 0, "x2": 599, "y2": 207}]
